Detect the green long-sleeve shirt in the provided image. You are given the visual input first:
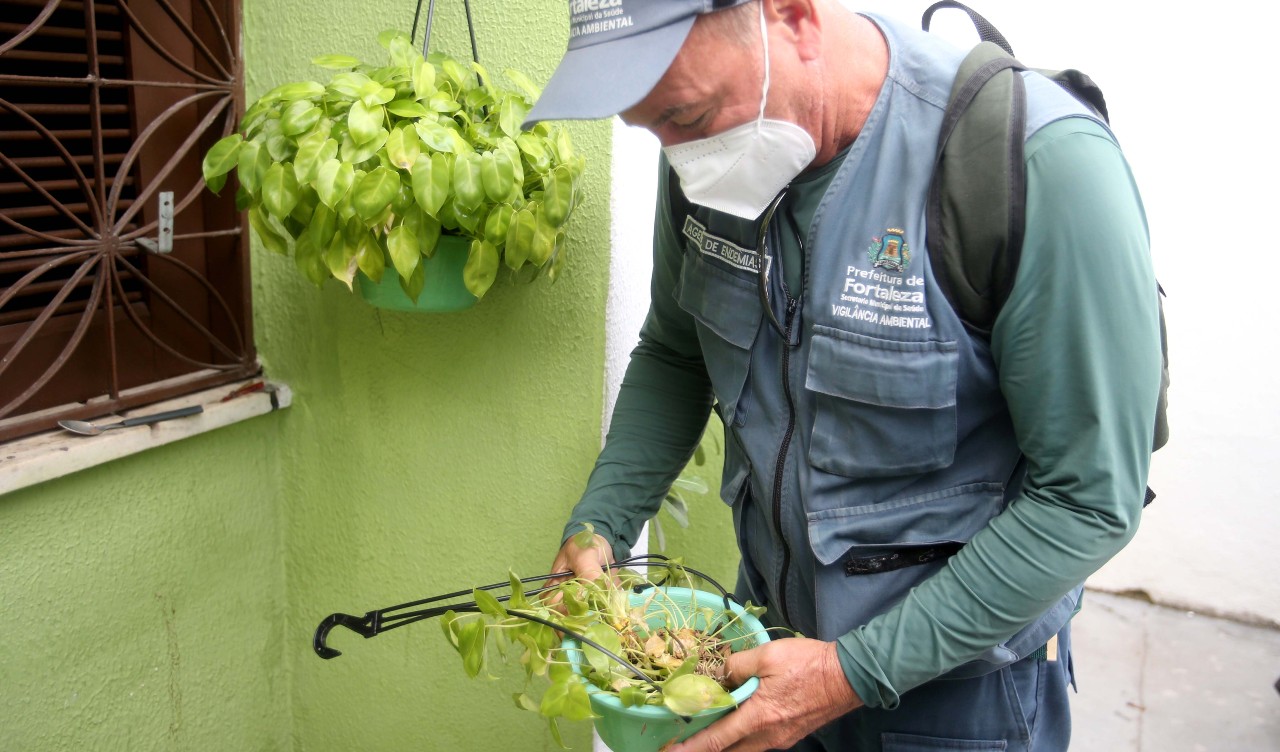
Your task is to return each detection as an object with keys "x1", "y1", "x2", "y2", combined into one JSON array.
[{"x1": 565, "y1": 116, "x2": 1160, "y2": 708}]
